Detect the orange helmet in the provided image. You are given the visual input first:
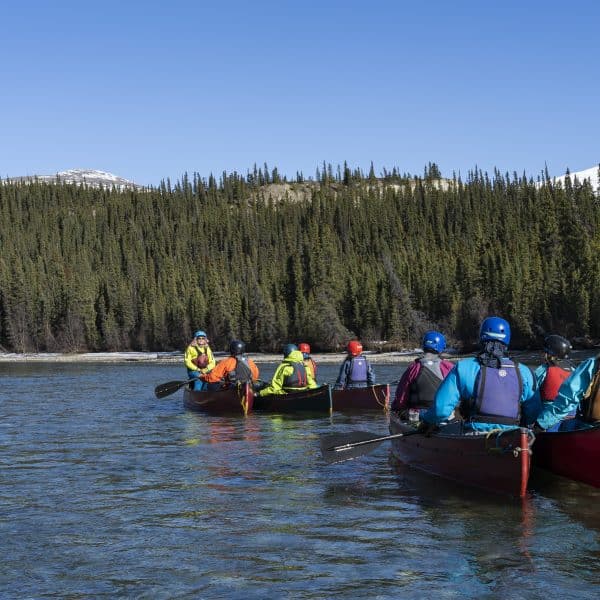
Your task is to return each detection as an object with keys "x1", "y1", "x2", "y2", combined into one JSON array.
[
  {"x1": 298, "y1": 342, "x2": 311, "y2": 354},
  {"x1": 347, "y1": 340, "x2": 362, "y2": 356}
]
